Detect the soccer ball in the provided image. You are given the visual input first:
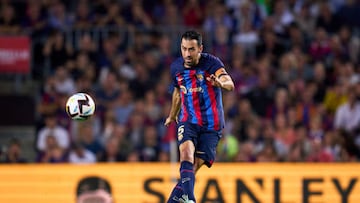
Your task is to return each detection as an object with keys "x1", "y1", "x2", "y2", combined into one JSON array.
[{"x1": 65, "y1": 93, "x2": 95, "y2": 121}]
